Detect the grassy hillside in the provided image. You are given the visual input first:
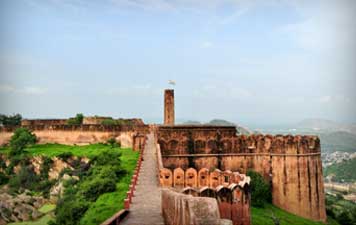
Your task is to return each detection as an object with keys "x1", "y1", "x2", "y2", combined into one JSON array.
[
  {"x1": 0, "y1": 143, "x2": 132, "y2": 157},
  {"x1": 1, "y1": 143, "x2": 139, "y2": 225},
  {"x1": 79, "y1": 146, "x2": 139, "y2": 225},
  {"x1": 324, "y1": 158, "x2": 356, "y2": 182},
  {"x1": 252, "y1": 204, "x2": 339, "y2": 225}
]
